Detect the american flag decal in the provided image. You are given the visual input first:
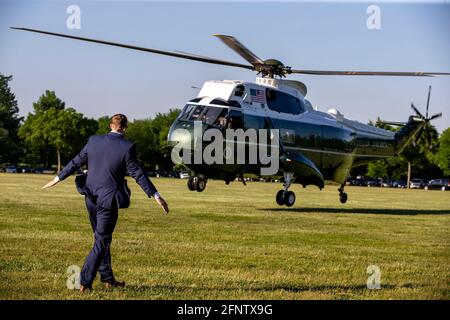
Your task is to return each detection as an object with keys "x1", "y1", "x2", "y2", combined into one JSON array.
[{"x1": 250, "y1": 88, "x2": 266, "y2": 104}]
